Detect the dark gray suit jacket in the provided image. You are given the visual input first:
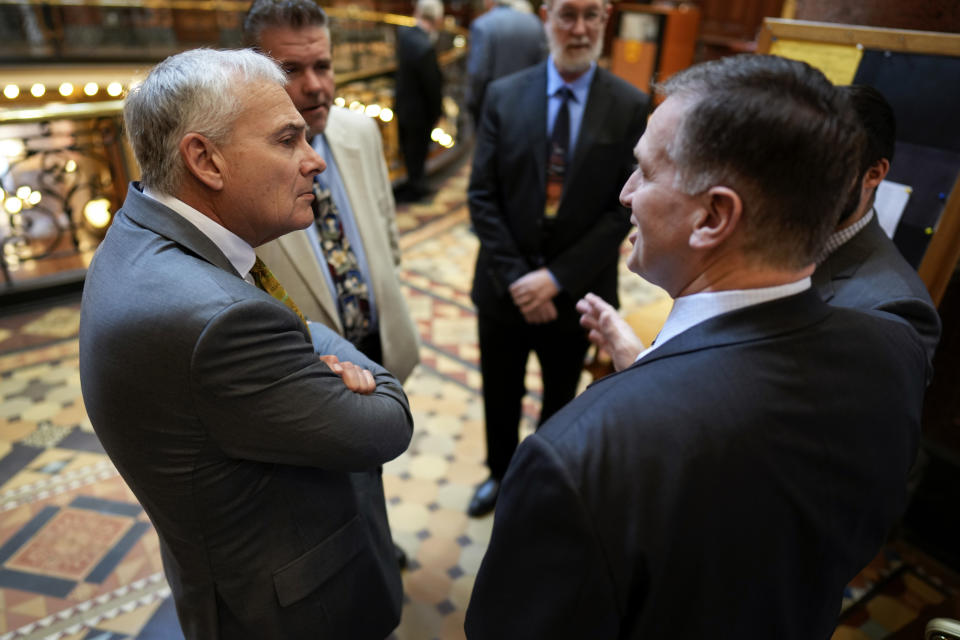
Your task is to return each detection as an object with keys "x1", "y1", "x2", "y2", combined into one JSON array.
[
  {"x1": 79, "y1": 185, "x2": 412, "y2": 639},
  {"x1": 466, "y1": 5, "x2": 546, "y2": 122},
  {"x1": 814, "y1": 213, "x2": 941, "y2": 368},
  {"x1": 465, "y1": 289, "x2": 927, "y2": 639},
  {"x1": 469, "y1": 62, "x2": 648, "y2": 325}
]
